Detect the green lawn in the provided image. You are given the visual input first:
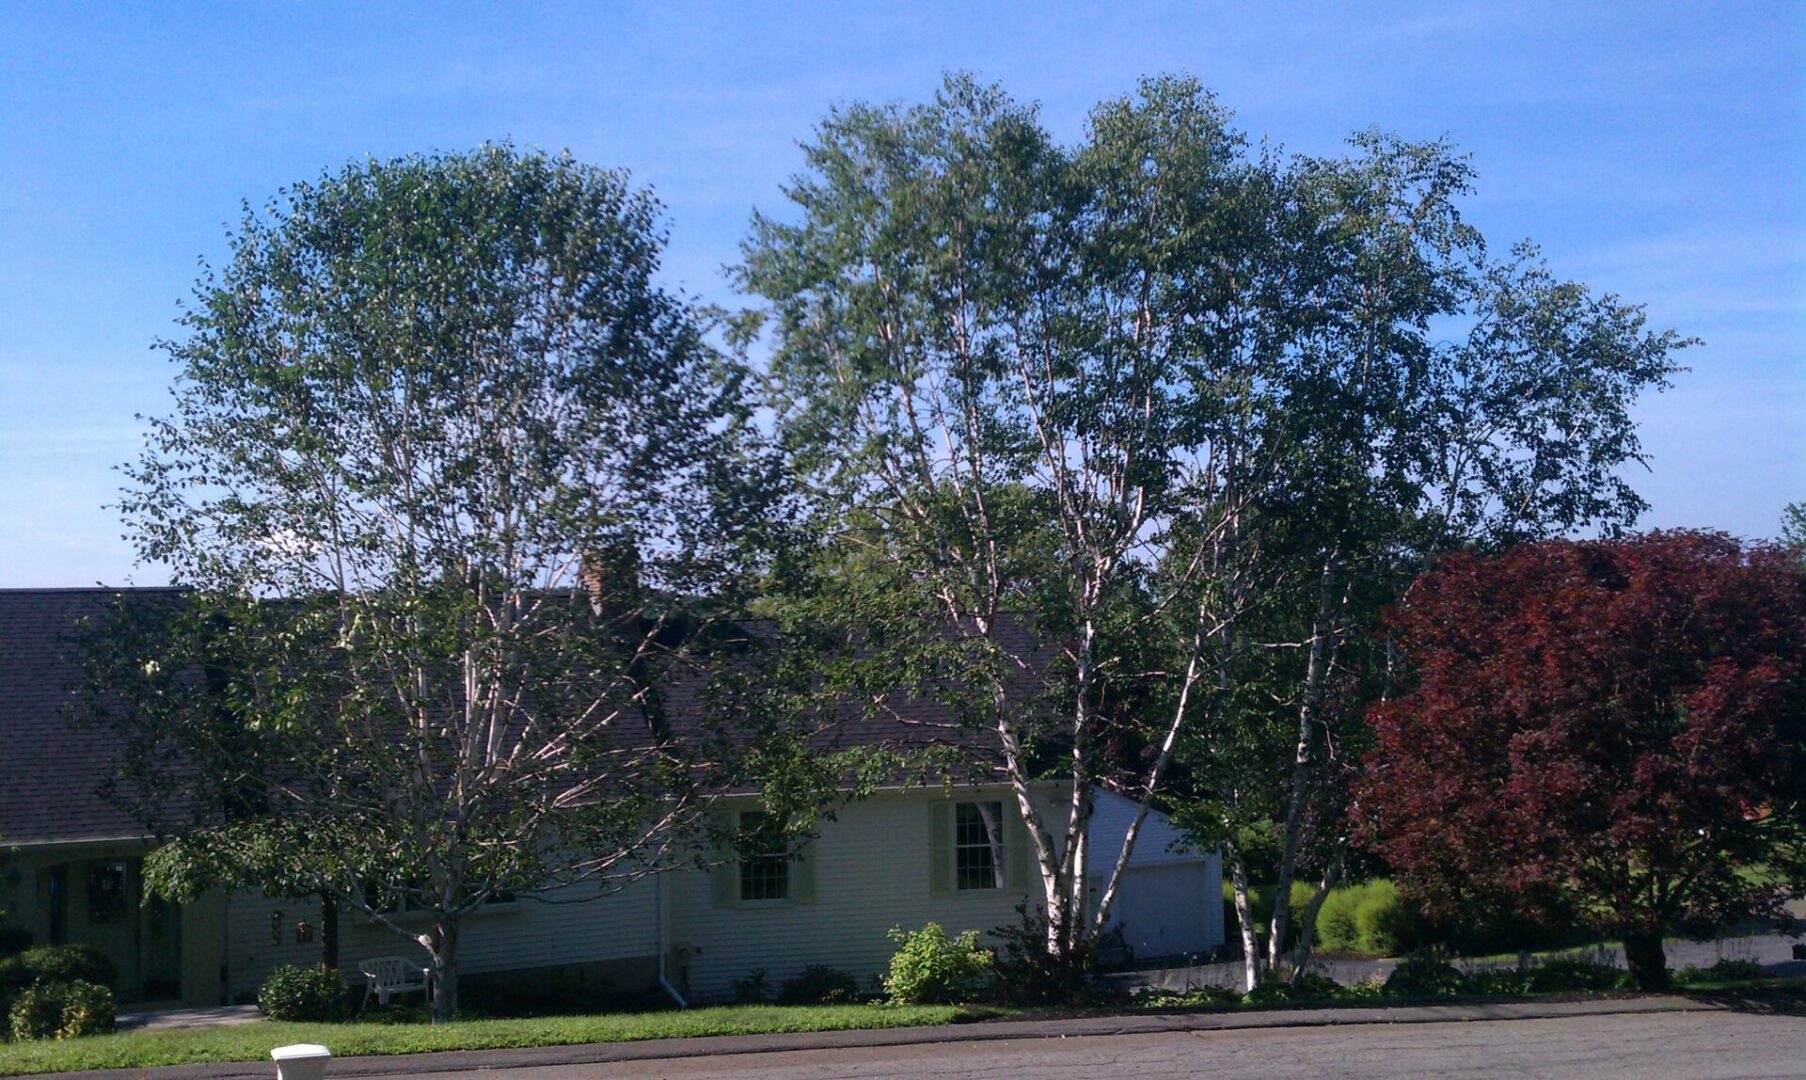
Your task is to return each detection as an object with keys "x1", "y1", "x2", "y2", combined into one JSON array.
[
  {"x1": 8, "y1": 975, "x2": 1803, "y2": 1076},
  {"x1": 0, "y1": 1003, "x2": 1007, "y2": 1077}
]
